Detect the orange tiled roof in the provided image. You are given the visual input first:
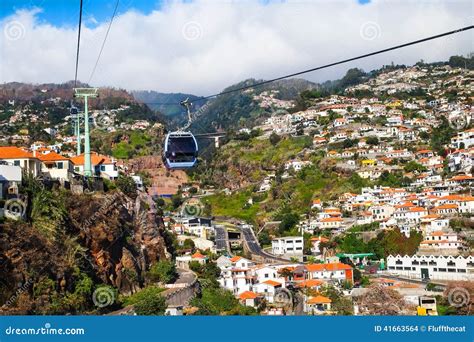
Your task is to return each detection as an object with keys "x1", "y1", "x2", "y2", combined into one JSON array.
[
  {"x1": 307, "y1": 295, "x2": 331, "y2": 304},
  {"x1": 230, "y1": 256, "x2": 242, "y2": 263},
  {"x1": 191, "y1": 252, "x2": 206, "y2": 259},
  {"x1": 306, "y1": 262, "x2": 352, "y2": 272},
  {"x1": 239, "y1": 291, "x2": 258, "y2": 300},
  {"x1": 310, "y1": 236, "x2": 329, "y2": 243},
  {"x1": 37, "y1": 151, "x2": 71, "y2": 162},
  {"x1": 0, "y1": 146, "x2": 36, "y2": 159},
  {"x1": 298, "y1": 279, "x2": 324, "y2": 288},
  {"x1": 70, "y1": 152, "x2": 113, "y2": 166},
  {"x1": 262, "y1": 280, "x2": 281, "y2": 287},
  {"x1": 320, "y1": 217, "x2": 343, "y2": 223},
  {"x1": 434, "y1": 204, "x2": 458, "y2": 210}
]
